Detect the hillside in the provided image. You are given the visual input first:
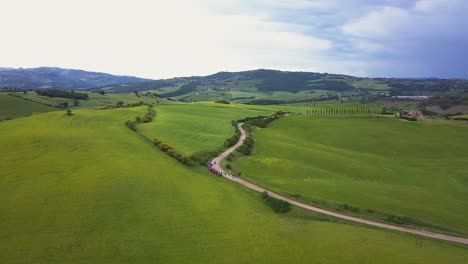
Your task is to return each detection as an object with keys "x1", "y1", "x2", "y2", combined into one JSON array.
[
  {"x1": 0, "y1": 107, "x2": 467, "y2": 263},
  {"x1": 231, "y1": 116, "x2": 468, "y2": 235},
  {"x1": 0, "y1": 93, "x2": 58, "y2": 120},
  {"x1": 0, "y1": 67, "x2": 150, "y2": 90},
  {"x1": 97, "y1": 70, "x2": 468, "y2": 106}
]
